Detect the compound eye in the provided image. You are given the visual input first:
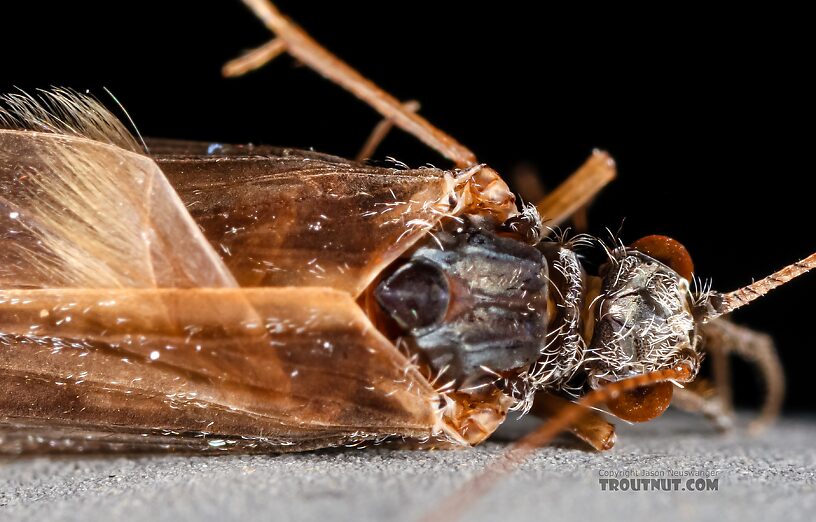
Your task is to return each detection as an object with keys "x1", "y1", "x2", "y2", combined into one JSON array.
[
  {"x1": 375, "y1": 262, "x2": 450, "y2": 330},
  {"x1": 630, "y1": 235, "x2": 694, "y2": 280},
  {"x1": 606, "y1": 381, "x2": 674, "y2": 422}
]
